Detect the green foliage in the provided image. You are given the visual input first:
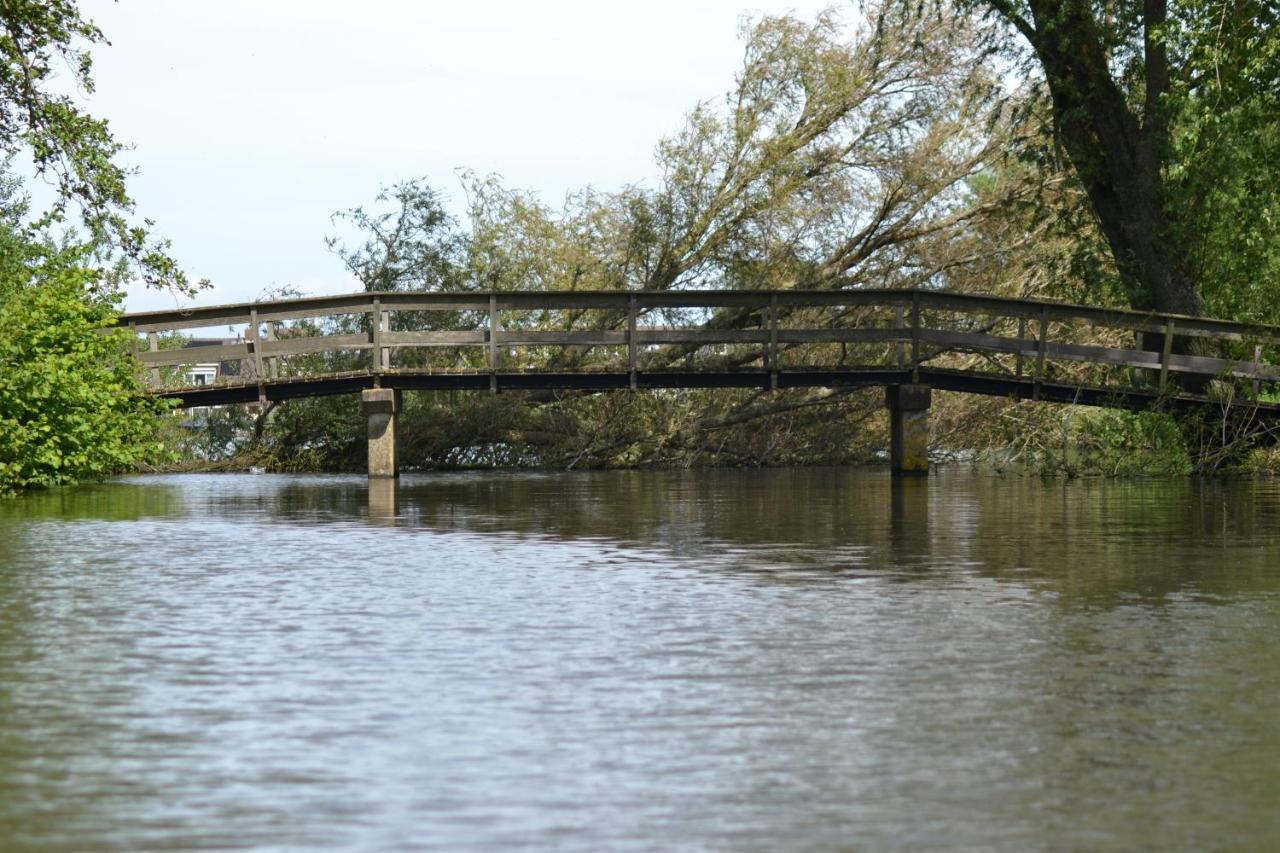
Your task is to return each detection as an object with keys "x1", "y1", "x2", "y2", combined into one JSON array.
[
  {"x1": 0, "y1": 240, "x2": 171, "y2": 495},
  {"x1": 1053, "y1": 410, "x2": 1193, "y2": 478},
  {"x1": 1167, "y1": 0, "x2": 1280, "y2": 324},
  {"x1": 0, "y1": 1, "x2": 197, "y2": 292},
  {"x1": 221, "y1": 5, "x2": 1020, "y2": 474},
  {"x1": 170, "y1": 2, "x2": 1280, "y2": 477}
]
